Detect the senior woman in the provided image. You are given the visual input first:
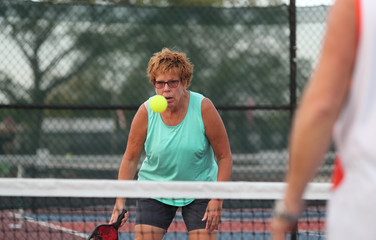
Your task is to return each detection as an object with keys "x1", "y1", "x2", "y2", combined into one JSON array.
[{"x1": 110, "y1": 48, "x2": 232, "y2": 240}]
